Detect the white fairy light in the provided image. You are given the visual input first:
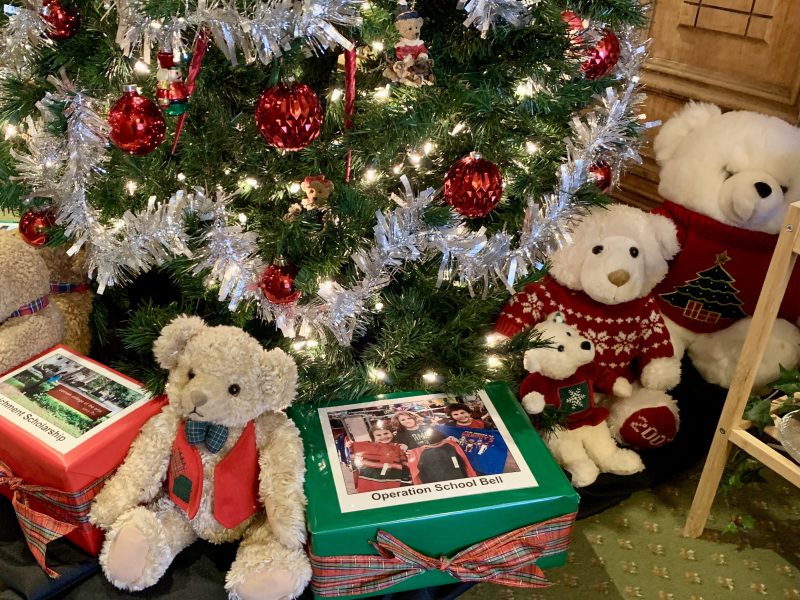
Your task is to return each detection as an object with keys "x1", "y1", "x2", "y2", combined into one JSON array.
[
  {"x1": 125, "y1": 180, "x2": 138, "y2": 195},
  {"x1": 485, "y1": 332, "x2": 503, "y2": 347},
  {"x1": 422, "y1": 371, "x2": 439, "y2": 383},
  {"x1": 486, "y1": 355, "x2": 502, "y2": 369},
  {"x1": 289, "y1": 182, "x2": 302, "y2": 193},
  {"x1": 133, "y1": 60, "x2": 150, "y2": 74},
  {"x1": 374, "y1": 301, "x2": 384, "y2": 312},
  {"x1": 525, "y1": 140, "x2": 540, "y2": 154},
  {"x1": 330, "y1": 88, "x2": 343, "y2": 102},
  {"x1": 4, "y1": 124, "x2": 17, "y2": 140},
  {"x1": 292, "y1": 340, "x2": 307, "y2": 351},
  {"x1": 369, "y1": 367, "x2": 387, "y2": 381},
  {"x1": 238, "y1": 213, "x2": 248, "y2": 224},
  {"x1": 176, "y1": 172, "x2": 186, "y2": 182},
  {"x1": 374, "y1": 85, "x2": 391, "y2": 101},
  {"x1": 364, "y1": 168, "x2": 378, "y2": 183},
  {"x1": 423, "y1": 141, "x2": 435, "y2": 155},
  {"x1": 450, "y1": 122, "x2": 467, "y2": 136},
  {"x1": 408, "y1": 152, "x2": 422, "y2": 166},
  {"x1": 392, "y1": 164, "x2": 403, "y2": 175}
]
